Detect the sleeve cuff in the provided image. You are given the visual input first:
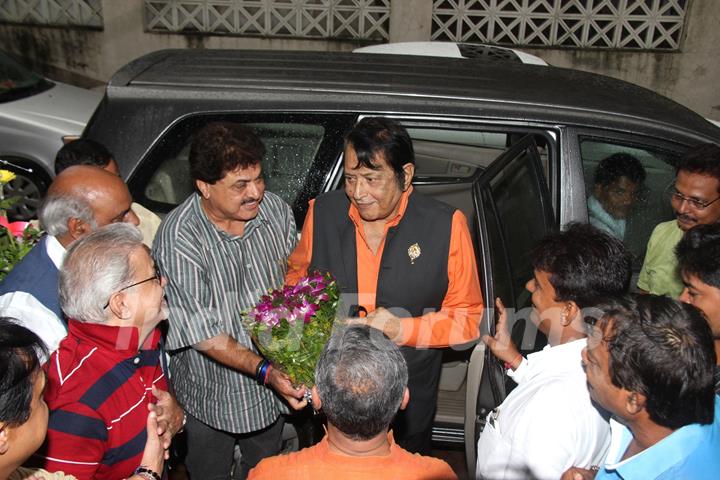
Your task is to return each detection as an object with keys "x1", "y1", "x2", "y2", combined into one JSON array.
[{"x1": 506, "y1": 356, "x2": 528, "y2": 383}]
